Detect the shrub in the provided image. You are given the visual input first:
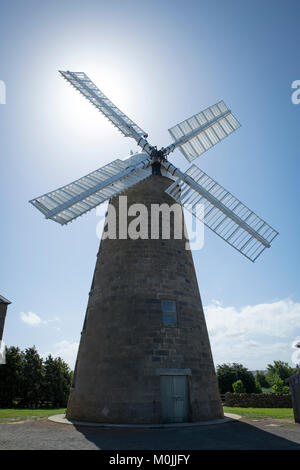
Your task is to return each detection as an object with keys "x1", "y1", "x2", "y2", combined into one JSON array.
[
  {"x1": 232, "y1": 379, "x2": 246, "y2": 393},
  {"x1": 272, "y1": 377, "x2": 290, "y2": 394}
]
